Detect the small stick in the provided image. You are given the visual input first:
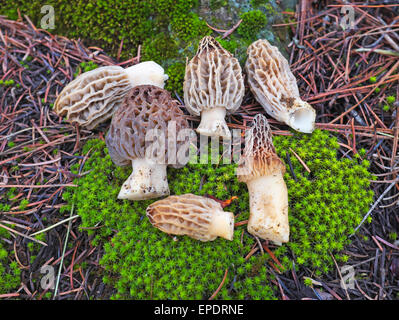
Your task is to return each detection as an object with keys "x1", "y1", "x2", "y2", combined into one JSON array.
[
  {"x1": 208, "y1": 268, "x2": 228, "y2": 300},
  {"x1": 289, "y1": 147, "x2": 311, "y2": 173}
]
